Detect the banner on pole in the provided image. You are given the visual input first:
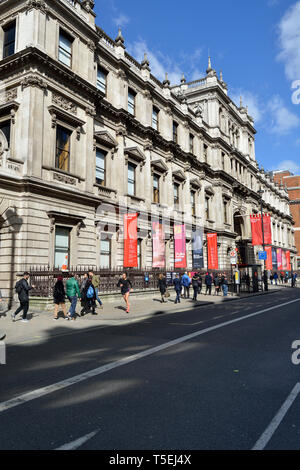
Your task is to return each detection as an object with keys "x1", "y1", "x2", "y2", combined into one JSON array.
[
  {"x1": 192, "y1": 227, "x2": 204, "y2": 269},
  {"x1": 124, "y1": 213, "x2": 138, "y2": 268},
  {"x1": 265, "y1": 246, "x2": 273, "y2": 271},
  {"x1": 207, "y1": 233, "x2": 218, "y2": 270},
  {"x1": 282, "y1": 250, "x2": 287, "y2": 270},
  {"x1": 152, "y1": 220, "x2": 165, "y2": 268},
  {"x1": 174, "y1": 224, "x2": 186, "y2": 268},
  {"x1": 277, "y1": 248, "x2": 283, "y2": 271},
  {"x1": 250, "y1": 215, "x2": 263, "y2": 246},
  {"x1": 272, "y1": 247, "x2": 277, "y2": 270},
  {"x1": 286, "y1": 251, "x2": 291, "y2": 271},
  {"x1": 263, "y1": 214, "x2": 272, "y2": 245}
]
